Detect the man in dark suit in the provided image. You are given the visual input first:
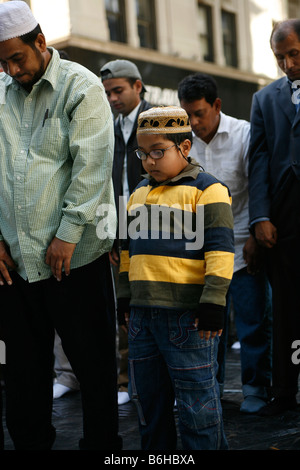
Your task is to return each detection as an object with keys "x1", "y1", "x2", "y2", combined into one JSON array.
[
  {"x1": 249, "y1": 19, "x2": 300, "y2": 416},
  {"x1": 100, "y1": 60, "x2": 151, "y2": 404},
  {"x1": 100, "y1": 60, "x2": 152, "y2": 257}
]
